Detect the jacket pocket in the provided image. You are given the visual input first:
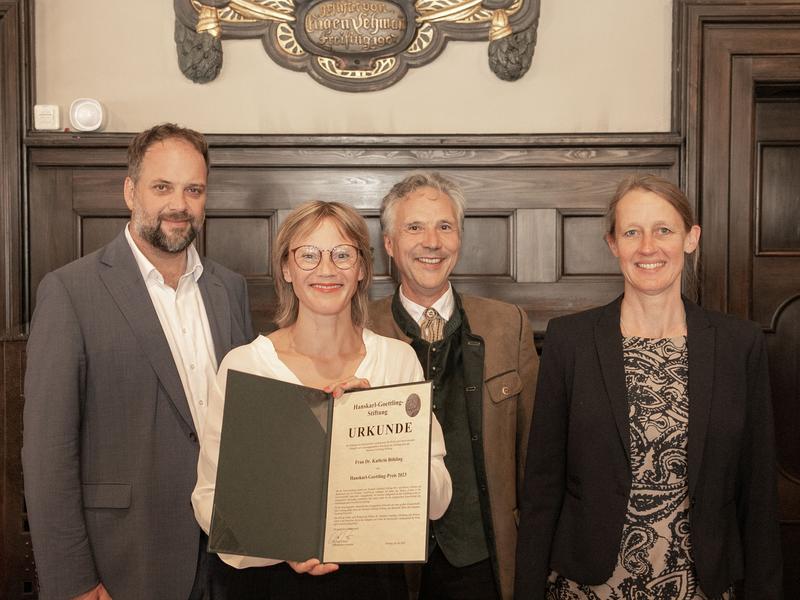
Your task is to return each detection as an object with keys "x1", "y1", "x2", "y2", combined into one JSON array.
[
  {"x1": 82, "y1": 483, "x2": 131, "y2": 508},
  {"x1": 486, "y1": 370, "x2": 523, "y2": 403}
]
